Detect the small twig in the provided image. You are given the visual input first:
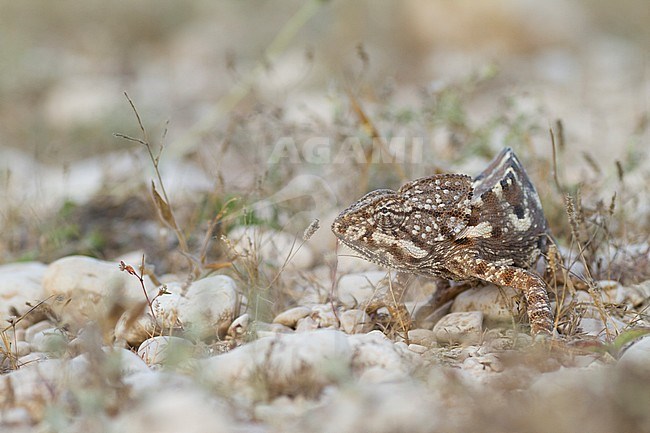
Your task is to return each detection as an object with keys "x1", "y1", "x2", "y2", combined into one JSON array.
[
  {"x1": 549, "y1": 127, "x2": 564, "y2": 193},
  {"x1": 115, "y1": 92, "x2": 198, "y2": 276},
  {"x1": 120, "y1": 257, "x2": 157, "y2": 319},
  {"x1": 265, "y1": 231, "x2": 306, "y2": 290},
  {"x1": 346, "y1": 88, "x2": 407, "y2": 192},
  {"x1": 554, "y1": 119, "x2": 565, "y2": 151},
  {"x1": 198, "y1": 197, "x2": 239, "y2": 267},
  {"x1": 2, "y1": 295, "x2": 58, "y2": 333}
]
